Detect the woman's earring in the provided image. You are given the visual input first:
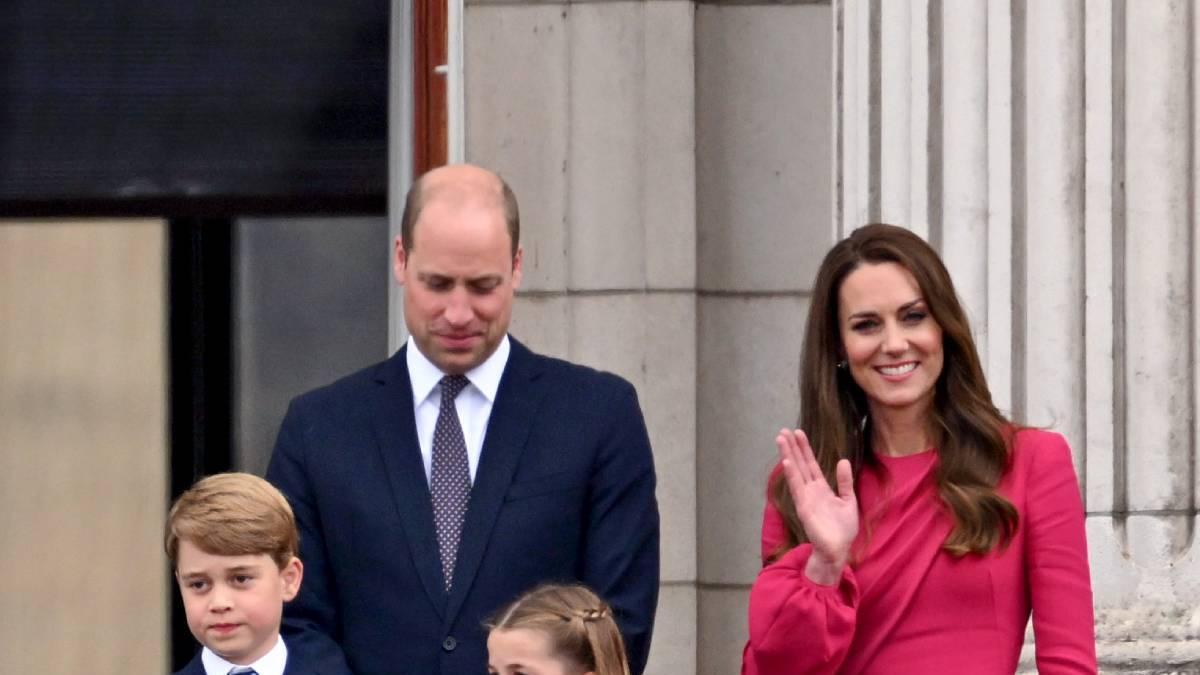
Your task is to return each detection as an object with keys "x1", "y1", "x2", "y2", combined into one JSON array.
[{"x1": 836, "y1": 360, "x2": 848, "y2": 370}]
